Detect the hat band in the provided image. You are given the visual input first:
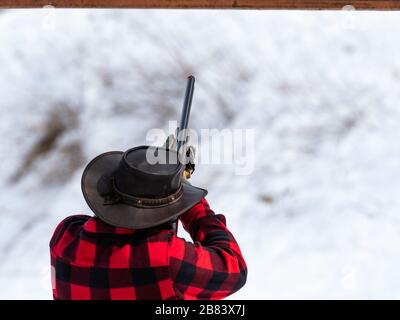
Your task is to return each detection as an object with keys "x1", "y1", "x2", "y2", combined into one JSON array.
[{"x1": 112, "y1": 178, "x2": 184, "y2": 208}]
